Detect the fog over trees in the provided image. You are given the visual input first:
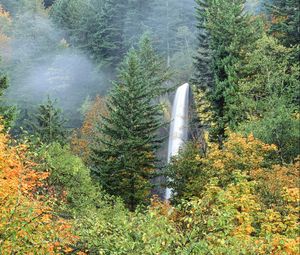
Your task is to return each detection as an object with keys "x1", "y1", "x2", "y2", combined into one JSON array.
[{"x1": 0, "y1": 0, "x2": 299, "y2": 254}]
